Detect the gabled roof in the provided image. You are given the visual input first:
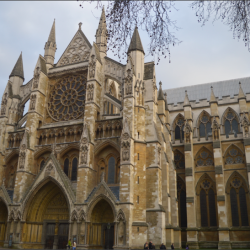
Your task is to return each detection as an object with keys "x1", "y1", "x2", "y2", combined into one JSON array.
[
  {"x1": 9, "y1": 52, "x2": 24, "y2": 80},
  {"x1": 127, "y1": 27, "x2": 144, "y2": 54}
]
